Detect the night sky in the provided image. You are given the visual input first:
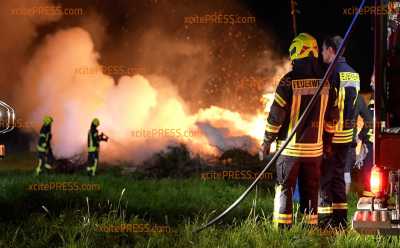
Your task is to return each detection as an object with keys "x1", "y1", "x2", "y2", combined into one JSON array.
[
  {"x1": 49, "y1": 0, "x2": 375, "y2": 94},
  {"x1": 244, "y1": 0, "x2": 374, "y2": 92}
]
